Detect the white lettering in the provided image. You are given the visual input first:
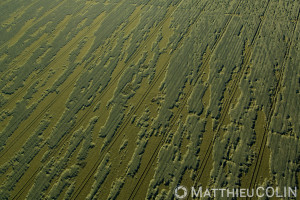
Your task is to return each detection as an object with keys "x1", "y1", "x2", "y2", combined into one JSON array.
[
  {"x1": 275, "y1": 187, "x2": 283, "y2": 197},
  {"x1": 266, "y1": 187, "x2": 274, "y2": 197},
  {"x1": 289, "y1": 187, "x2": 297, "y2": 197},
  {"x1": 247, "y1": 189, "x2": 254, "y2": 197},
  {"x1": 211, "y1": 189, "x2": 217, "y2": 197},
  {"x1": 203, "y1": 189, "x2": 211, "y2": 197},
  {"x1": 219, "y1": 188, "x2": 226, "y2": 197},
  {"x1": 227, "y1": 189, "x2": 235, "y2": 197},
  {"x1": 256, "y1": 187, "x2": 264, "y2": 197},
  {"x1": 240, "y1": 189, "x2": 246, "y2": 197},
  {"x1": 191, "y1": 187, "x2": 202, "y2": 198}
]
